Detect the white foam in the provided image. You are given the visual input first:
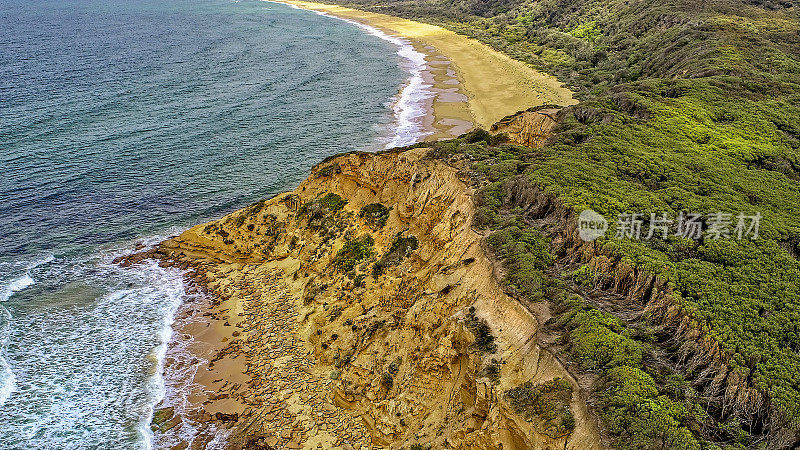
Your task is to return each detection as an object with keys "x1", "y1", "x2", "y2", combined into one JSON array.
[
  {"x1": 0, "y1": 255, "x2": 53, "y2": 303},
  {"x1": 0, "y1": 241, "x2": 192, "y2": 449},
  {"x1": 0, "y1": 308, "x2": 15, "y2": 408},
  {"x1": 86, "y1": 233, "x2": 210, "y2": 450},
  {"x1": 0, "y1": 255, "x2": 54, "y2": 408},
  {"x1": 265, "y1": 0, "x2": 435, "y2": 148},
  {"x1": 0, "y1": 364, "x2": 14, "y2": 406},
  {"x1": 122, "y1": 259, "x2": 185, "y2": 450},
  {"x1": 153, "y1": 279, "x2": 233, "y2": 449},
  {"x1": 0, "y1": 274, "x2": 33, "y2": 303}
]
